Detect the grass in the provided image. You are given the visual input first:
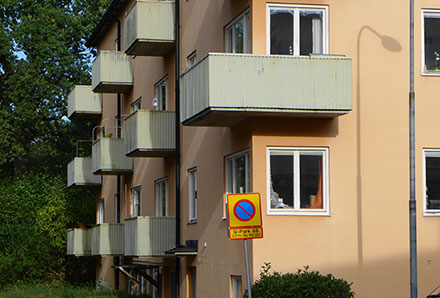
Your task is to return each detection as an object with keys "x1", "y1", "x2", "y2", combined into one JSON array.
[{"x1": 0, "y1": 283, "x2": 137, "y2": 298}]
